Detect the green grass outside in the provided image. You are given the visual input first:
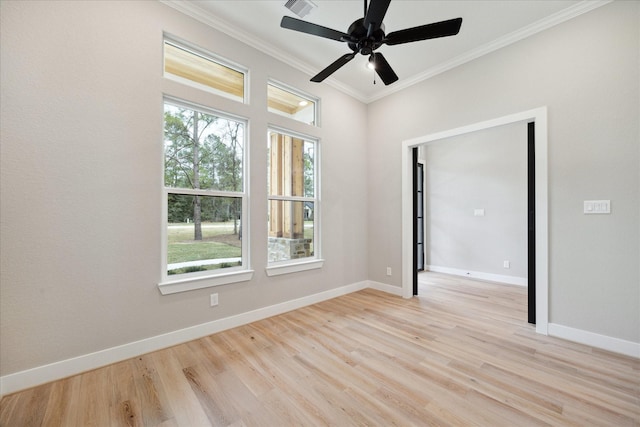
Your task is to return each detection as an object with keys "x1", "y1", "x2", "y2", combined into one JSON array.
[
  {"x1": 167, "y1": 241, "x2": 241, "y2": 263},
  {"x1": 167, "y1": 220, "x2": 315, "y2": 267},
  {"x1": 168, "y1": 222, "x2": 241, "y2": 264}
]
